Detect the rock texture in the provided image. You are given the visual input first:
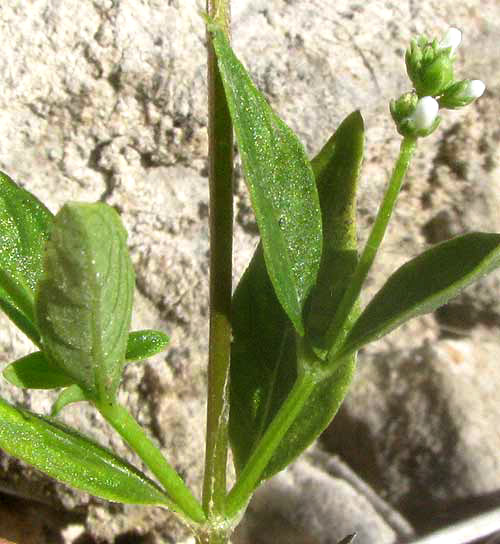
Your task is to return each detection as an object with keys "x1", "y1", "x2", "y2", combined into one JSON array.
[
  {"x1": 233, "y1": 460, "x2": 398, "y2": 544},
  {"x1": 0, "y1": 0, "x2": 499, "y2": 542},
  {"x1": 322, "y1": 334, "x2": 500, "y2": 533}
]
